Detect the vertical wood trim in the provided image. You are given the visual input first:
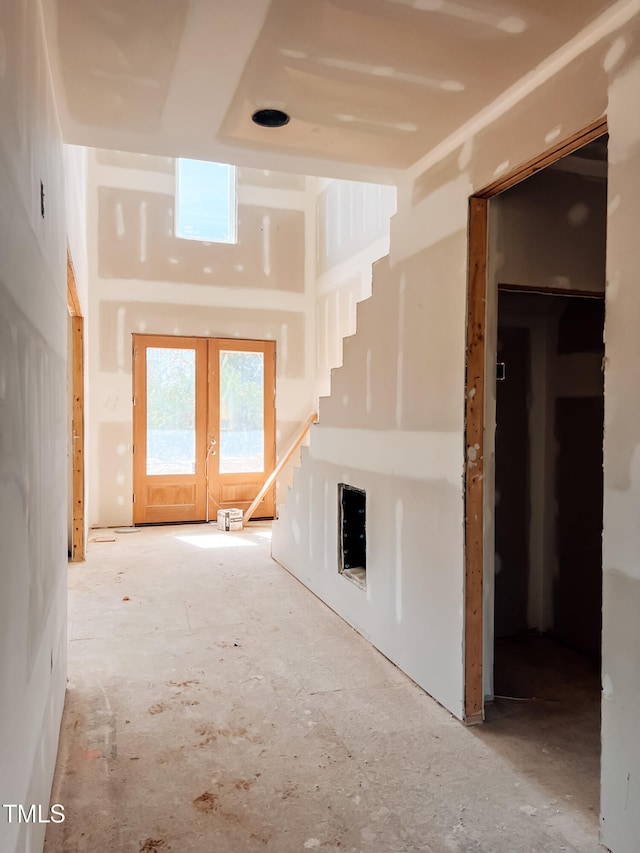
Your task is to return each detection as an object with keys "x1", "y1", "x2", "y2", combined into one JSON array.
[
  {"x1": 133, "y1": 335, "x2": 211, "y2": 524},
  {"x1": 207, "y1": 337, "x2": 221, "y2": 519},
  {"x1": 206, "y1": 338, "x2": 276, "y2": 519},
  {"x1": 194, "y1": 338, "x2": 209, "y2": 520},
  {"x1": 132, "y1": 336, "x2": 146, "y2": 525},
  {"x1": 67, "y1": 247, "x2": 85, "y2": 562},
  {"x1": 71, "y1": 316, "x2": 85, "y2": 561},
  {"x1": 263, "y1": 339, "x2": 276, "y2": 518},
  {"x1": 464, "y1": 196, "x2": 488, "y2": 722},
  {"x1": 66, "y1": 249, "x2": 82, "y2": 318}
]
